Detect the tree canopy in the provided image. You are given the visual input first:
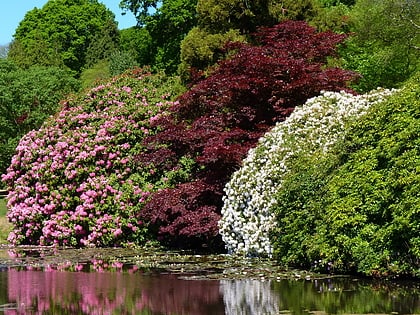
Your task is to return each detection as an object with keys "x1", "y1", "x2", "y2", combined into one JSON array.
[
  {"x1": 120, "y1": 0, "x2": 161, "y2": 25},
  {"x1": 341, "y1": 0, "x2": 420, "y2": 91},
  {"x1": 8, "y1": 0, "x2": 119, "y2": 76},
  {"x1": 179, "y1": 0, "x2": 324, "y2": 80},
  {"x1": 120, "y1": 0, "x2": 198, "y2": 74}
]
